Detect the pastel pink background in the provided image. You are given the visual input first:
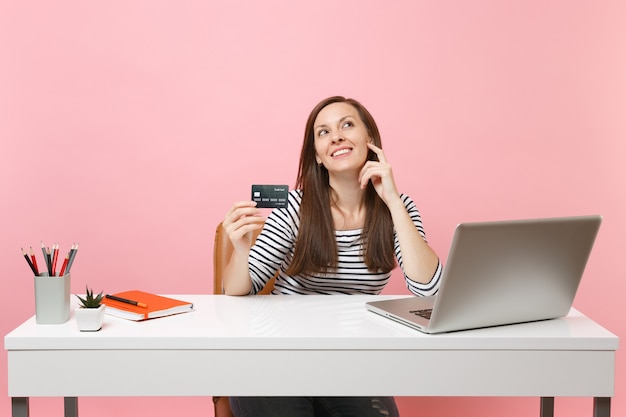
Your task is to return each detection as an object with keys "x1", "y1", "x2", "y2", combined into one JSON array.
[{"x1": 1, "y1": 1, "x2": 624, "y2": 416}]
